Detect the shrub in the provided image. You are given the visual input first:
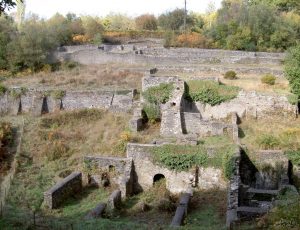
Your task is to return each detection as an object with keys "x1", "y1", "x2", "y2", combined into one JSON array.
[
  {"x1": 0, "y1": 122, "x2": 13, "y2": 146},
  {"x1": 163, "y1": 31, "x2": 175, "y2": 48},
  {"x1": 256, "y1": 134, "x2": 280, "y2": 149},
  {"x1": 51, "y1": 90, "x2": 66, "y2": 100},
  {"x1": 261, "y1": 74, "x2": 276, "y2": 85},
  {"x1": 185, "y1": 80, "x2": 239, "y2": 106},
  {"x1": 285, "y1": 45, "x2": 300, "y2": 98},
  {"x1": 9, "y1": 87, "x2": 28, "y2": 99},
  {"x1": 287, "y1": 94, "x2": 299, "y2": 105},
  {"x1": 143, "y1": 103, "x2": 160, "y2": 124},
  {"x1": 222, "y1": 151, "x2": 236, "y2": 179},
  {"x1": 224, "y1": 71, "x2": 237, "y2": 80},
  {"x1": 143, "y1": 83, "x2": 173, "y2": 104},
  {"x1": 174, "y1": 32, "x2": 208, "y2": 48},
  {"x1": 152, "y1": 145, "x2": 208, "y2": 171},
  {"x1": 285, "y1": 150, "x2": 300, "y2": 166},
  {"x1": 0, "y1": 84, "x2": 7, "y2": 96},
  {"x1": 44, "y1": 140, "x2": 70, "y2": 161}
]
